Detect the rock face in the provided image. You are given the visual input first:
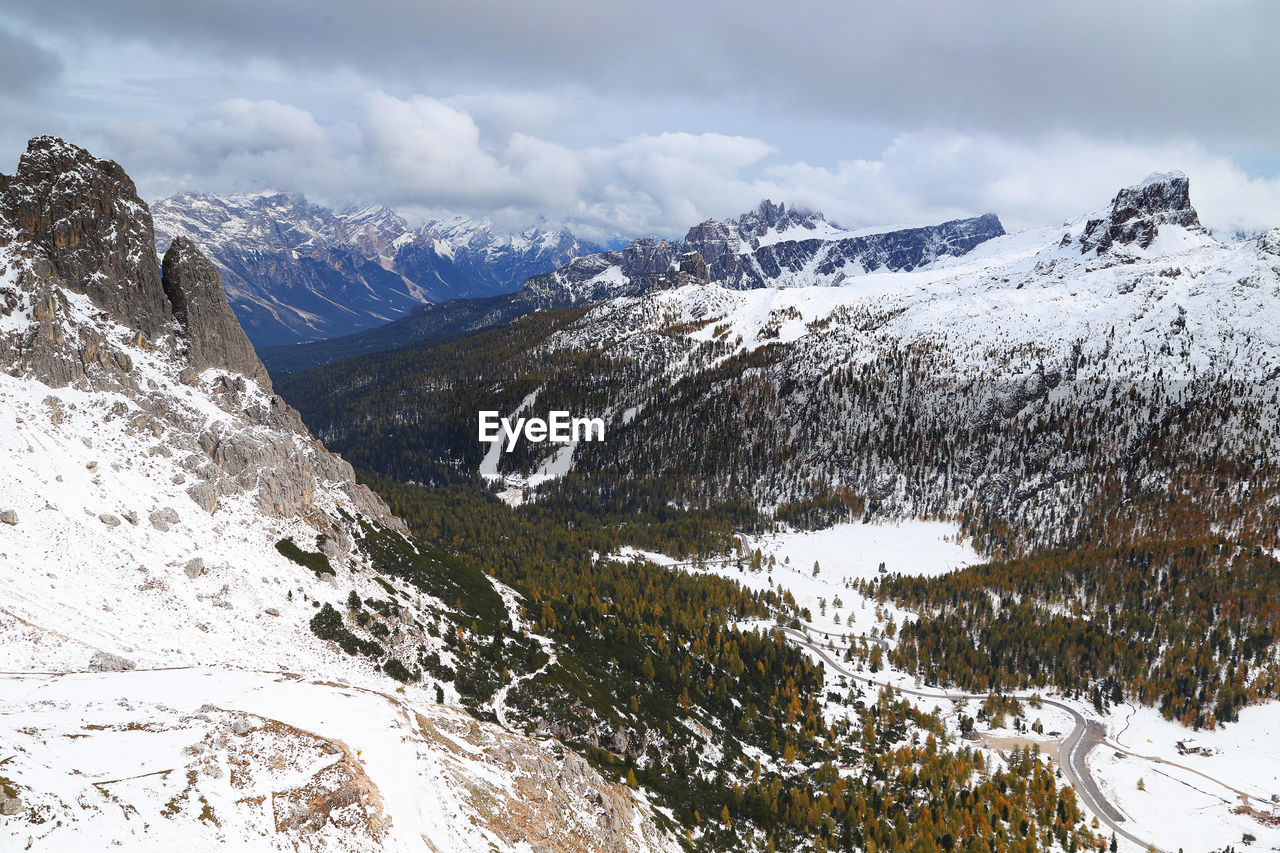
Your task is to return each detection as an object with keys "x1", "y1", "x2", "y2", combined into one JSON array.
[
  {"x1": 162, "y1": 236, "x2": 273, "y2": 390},
  {"x1": 1079, "y1": 171, "x2": 1202, "y2": 253},
  {"x1": 1, "y1": 136, "x2": 172, "y2": 338},
  {"x1": 679, "y1": 251, "x2": 710, "y2": 282},
  {"x1": 0, "y1": 136, "x2": 404, "y2": 535}
]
